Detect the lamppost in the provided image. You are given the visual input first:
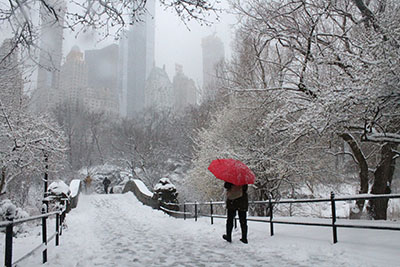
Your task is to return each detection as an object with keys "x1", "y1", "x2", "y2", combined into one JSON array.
[
  {"x1": 44, "y1": 153, "x2": 49, "y2": 195},
  {"x1": 42, "y1": 153, "x2": 49, "y2": 215}
]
